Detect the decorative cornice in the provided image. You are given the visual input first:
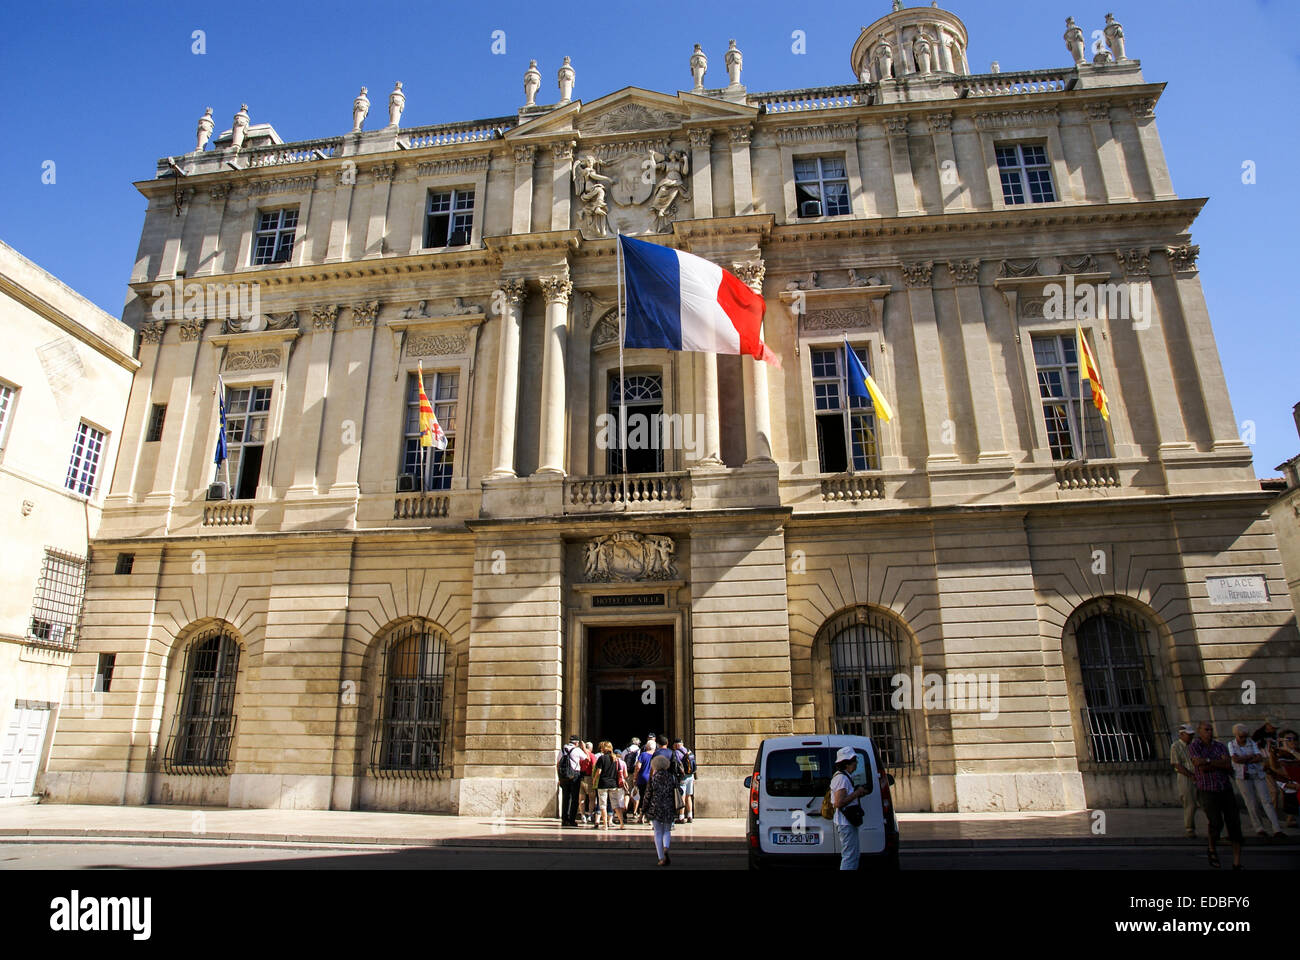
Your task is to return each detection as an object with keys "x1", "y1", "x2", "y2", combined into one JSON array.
[
  {"x1": 352, "y1": 300, "x2": 381, "y2": 325},
  {"x1": 901, "y1": 262, "x2": 933, "y2": 287},
  {"x1": 1116, "y1": 247, "x2": 1151, "y2": 278},
  {"x1": 1000, "y1": 258, "x2": 1040, "y2": 278},
  {"x1": 140, "y1": 320, "x2": 166, "y2": 343},
  {"x1": 311, "y1": 303, "x2": 340, "y2": 330},
  {"x1": 947, "y1": 259, "x2": 980, "y2": 283},
  {"x1": 1166, "y1": 243, "x2": 1199, "y2": 273},
  {"x1": 224, "y1": 311, "x2": 298, "y2": 335},
  {"x1": 973, "y1": 108, "x2": 1059, "y2": 131},
  {"x1": 246, "y1": 175, "x2": 315, "y2": 197},
  {"x1": 775, "y1": 122, "x2": 857, "y2": 145},
  {"x1": 415, "y1": 155, "x2": 491, "y2": 178},
  {"x1": 539, "y1": 274, "x2": 573, "y2": 305}
]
